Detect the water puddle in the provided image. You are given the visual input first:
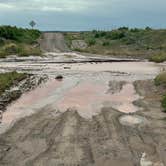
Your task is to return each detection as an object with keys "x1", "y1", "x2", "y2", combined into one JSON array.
[
  {"x1": 0, "y1": 76, "x2": 141, "y2": 133},
  {"x1": 56, "y1": 82, "x2": 140, "y2": 118},
  {"x1": 119, "y1": 115, "x2": 146, "y2": 126},
  {"x1": 0, "y1": 79, "x2": 62, "y2": 133},
  {"x1": 3, "y1": 55, "x2": 162, "y2": 135}
]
